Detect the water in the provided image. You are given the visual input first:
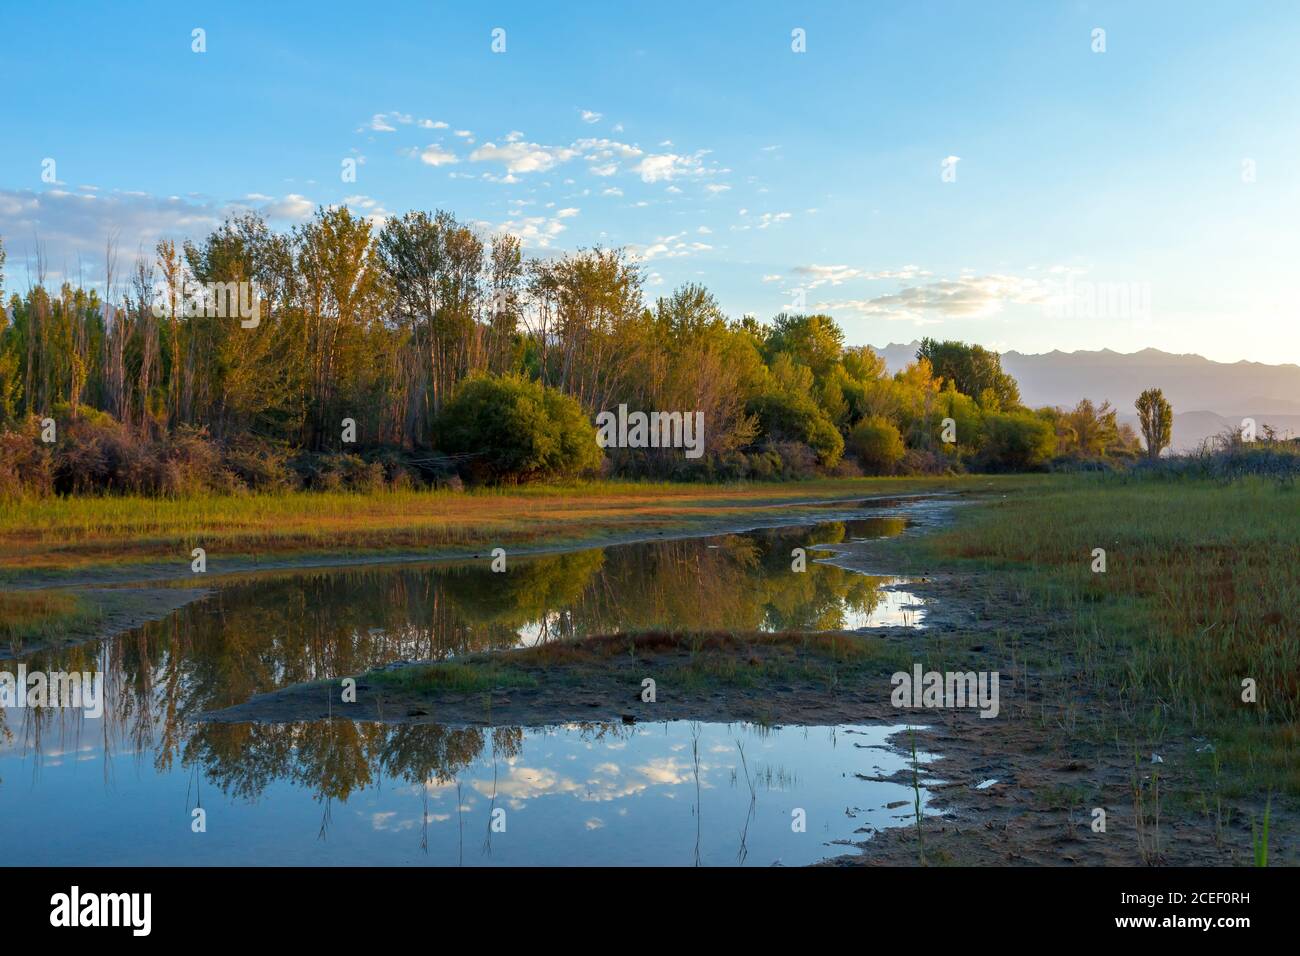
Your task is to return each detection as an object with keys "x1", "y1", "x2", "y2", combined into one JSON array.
[{"x1": 0, "y1": 512, "x2": 935, "y2": 866}]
